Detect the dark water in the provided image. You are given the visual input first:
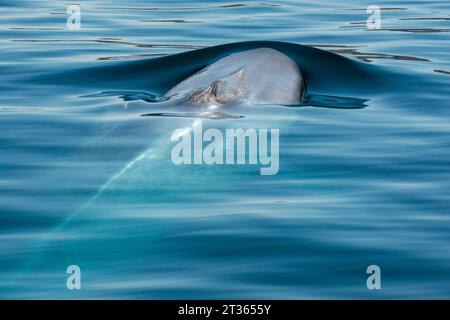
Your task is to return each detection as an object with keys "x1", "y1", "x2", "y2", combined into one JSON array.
[{"x1": 1, "y1": 0, "x2": 450, "y2": 299}]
